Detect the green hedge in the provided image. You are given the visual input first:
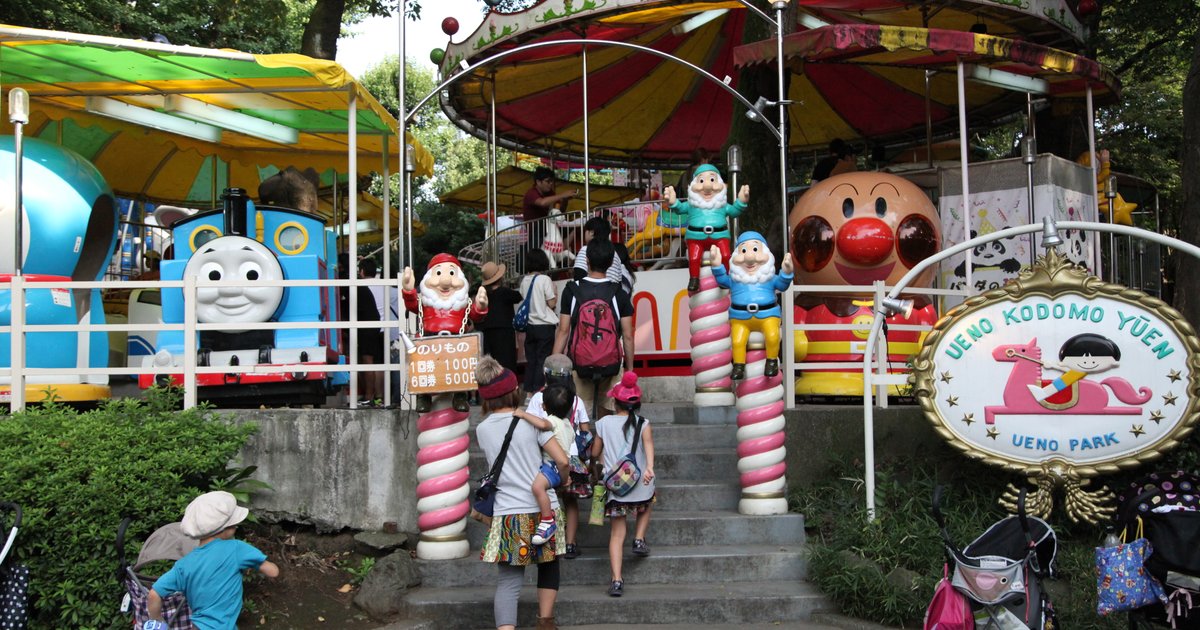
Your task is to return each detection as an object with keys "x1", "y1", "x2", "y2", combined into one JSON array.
[
  {"x1": 0, "y1": 389, "x2": 257, "y2": 629},
  {"x1": 795, "y1": 433, "x2": 1200, "y2": 629}
]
